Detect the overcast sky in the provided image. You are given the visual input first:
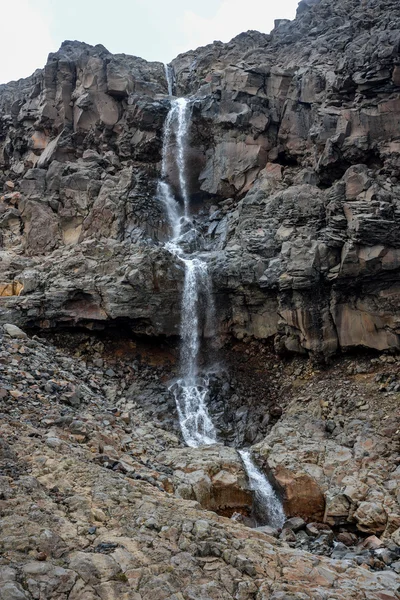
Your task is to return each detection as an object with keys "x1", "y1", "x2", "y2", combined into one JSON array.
[{"x1": 1, "y1": 0, "x2": 299, "y2": 84}]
